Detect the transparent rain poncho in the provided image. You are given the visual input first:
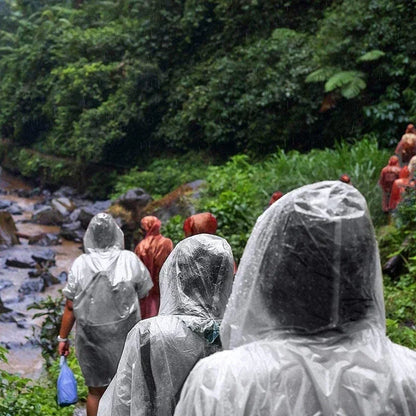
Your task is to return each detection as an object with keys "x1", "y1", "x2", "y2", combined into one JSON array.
[
  {"x1": 97, "y1": 234, "x2": 235, "y2": 416},
  {"x1": 63, "y1": 213, "x2": 152, "y2": 387},
  {"x1": 175, "y1": 181, "x2": 416, "y2": 416}
]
